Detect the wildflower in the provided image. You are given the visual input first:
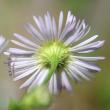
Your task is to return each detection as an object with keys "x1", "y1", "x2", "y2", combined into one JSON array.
[{"x1": 5, "y1": 11, "x2": 105, "y2": 94}]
